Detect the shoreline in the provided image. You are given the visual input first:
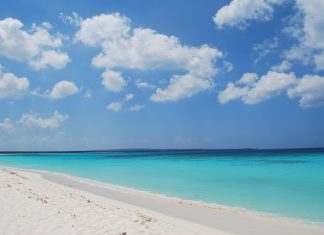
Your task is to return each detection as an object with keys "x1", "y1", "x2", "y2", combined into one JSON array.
[
  {"x1": 1, "y1": 166, "x2": 323, "y2": 235},
  {"x1": 29, "y1": 167, "x2": 323, "y2": 226},
  {"x1": 9, "y1": 165, "x2": 324, "y2": 226},
  {"x1": 0, "y1": 167, "x2": 225, "y2": 235}
]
